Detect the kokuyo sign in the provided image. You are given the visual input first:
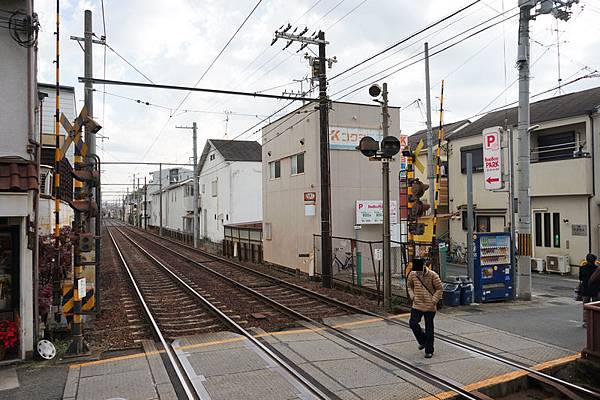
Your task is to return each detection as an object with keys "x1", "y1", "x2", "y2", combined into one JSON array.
[{"x1": 482, "y1": 126, "x2": 503, "y2": 191}]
